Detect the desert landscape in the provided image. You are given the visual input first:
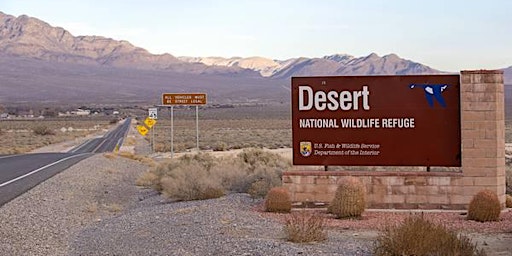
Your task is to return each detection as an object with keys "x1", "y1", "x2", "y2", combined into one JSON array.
[{"x1": 1, "y1": 3, "x2": 512, "y2": 256}]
